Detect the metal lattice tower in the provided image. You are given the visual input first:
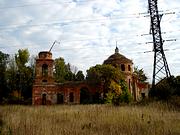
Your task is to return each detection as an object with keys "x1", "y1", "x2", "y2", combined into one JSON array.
[{"x1": 148, "y1": 0, "x2": 171, "y2": 87}]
